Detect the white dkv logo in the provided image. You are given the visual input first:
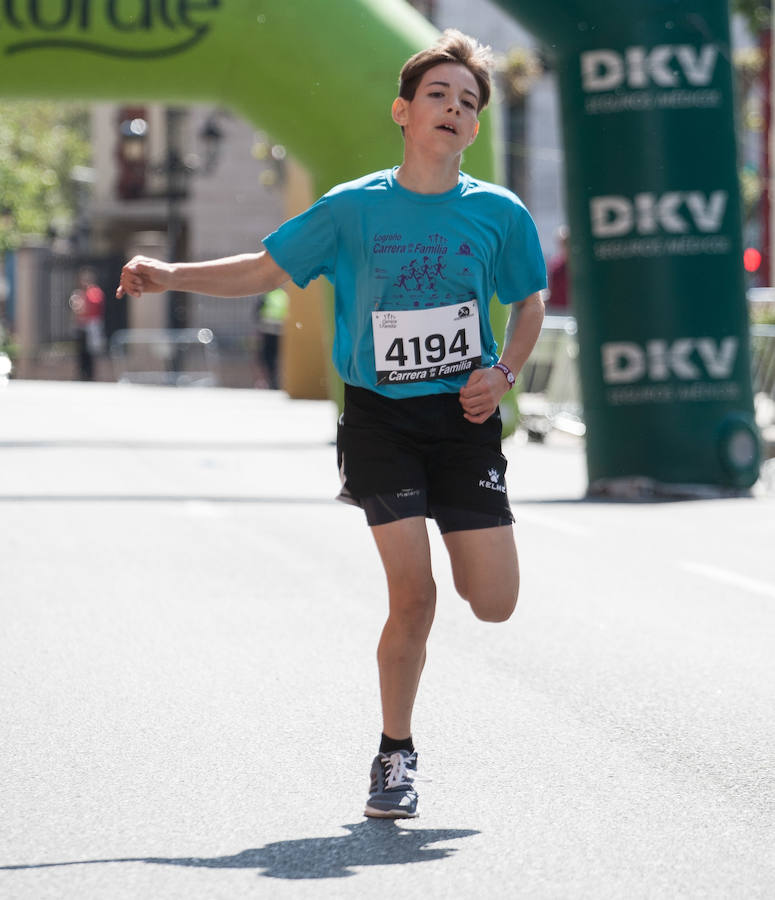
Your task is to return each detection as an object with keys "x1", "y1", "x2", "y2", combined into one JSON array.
[
  {"x1": 602, "y1": 337, "x2": 738, "y2": 385},
  {"x1": 590, "y1": 191, "x2": 728, "y2": 238},
  {"x1": 581, "y1": 45, "x2": 719, "y2": 92}
]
